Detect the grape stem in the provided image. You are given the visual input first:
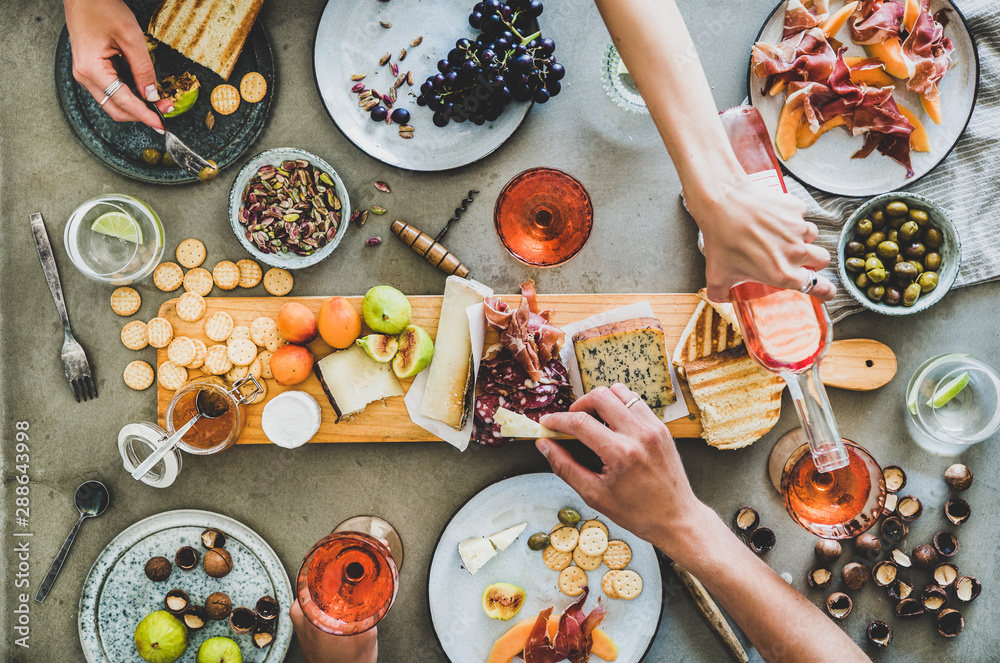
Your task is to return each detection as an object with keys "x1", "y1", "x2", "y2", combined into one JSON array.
[{"x1": 518, "y1": 30, "x2": 541, "y2": 47}]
